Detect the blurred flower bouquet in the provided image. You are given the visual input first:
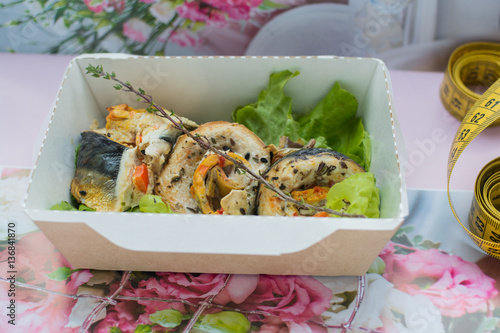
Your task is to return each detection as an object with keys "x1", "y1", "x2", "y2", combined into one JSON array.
[{"x1": 1, "y1": 0, "x2": 298, "y2": 54}]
